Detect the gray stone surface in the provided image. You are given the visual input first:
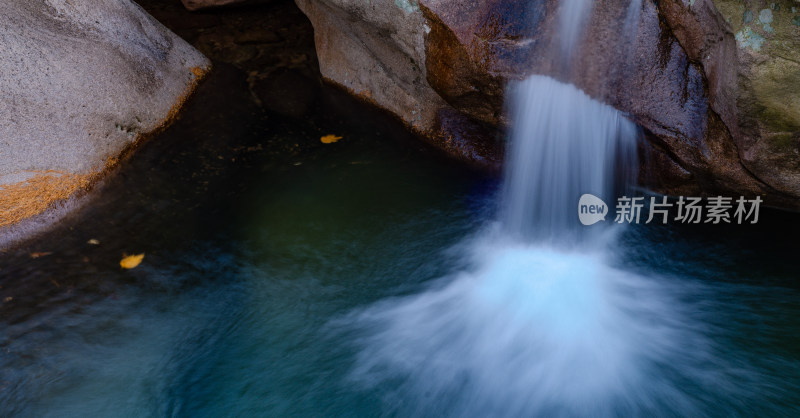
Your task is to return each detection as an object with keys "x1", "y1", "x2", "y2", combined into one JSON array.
[
  {"x1": 293, "y1": 0, "x2": 500, "y2": 167},
  {"x1": 0, "y1": 0, "x2": 209, "y2": 231},
  {"x1": 0, "y1": 0, "x2": 209, "y2": 183},
  {"x1": 294, "y1": 0, "x2": 441, "y2": 132}
]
